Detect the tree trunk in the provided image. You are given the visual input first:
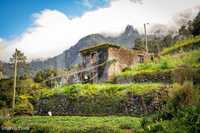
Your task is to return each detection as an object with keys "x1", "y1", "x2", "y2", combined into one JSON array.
[
  {"x1": 140, "y1": 96, "x2": 147, "y2": 114},
  {"x1": 12, "y1": 55, "x2": 17, "y2": 109}
]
